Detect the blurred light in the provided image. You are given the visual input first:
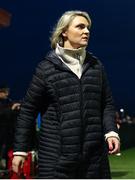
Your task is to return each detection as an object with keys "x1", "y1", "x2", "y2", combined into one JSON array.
[{"x1": 120, "y1": 108, "x2": 124, "y2": 112}]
